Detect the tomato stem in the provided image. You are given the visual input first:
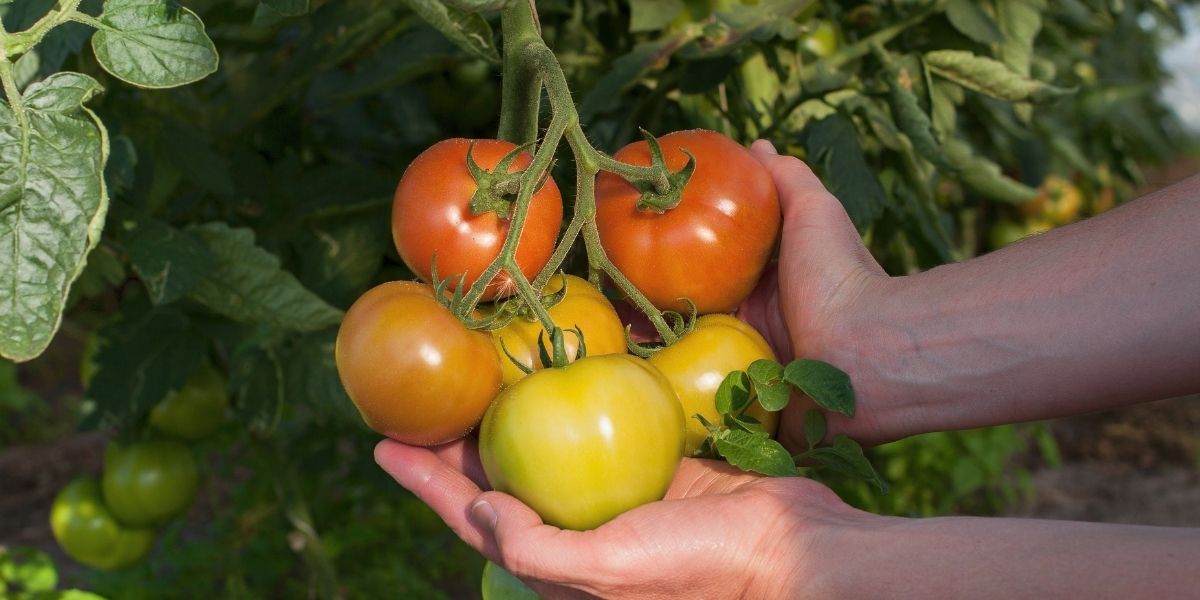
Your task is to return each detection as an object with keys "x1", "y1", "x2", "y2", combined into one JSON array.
[{"x1": 498, "y1": 1, "x2": 543, "y2": 146}]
